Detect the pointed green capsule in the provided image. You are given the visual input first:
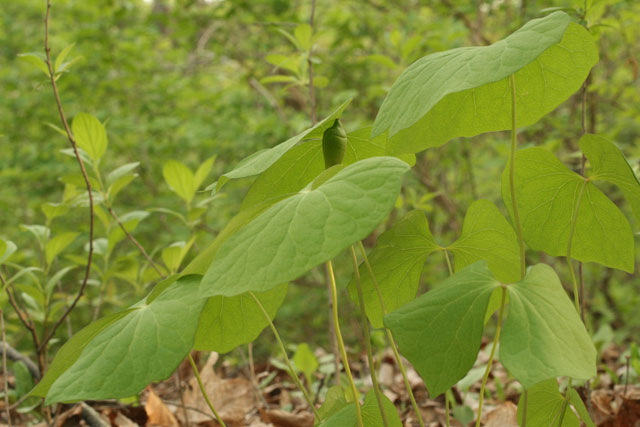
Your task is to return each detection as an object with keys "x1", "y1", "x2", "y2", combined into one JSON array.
[{"x1": 322, "y1": 119, "x2": 347, "y2": 169}]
